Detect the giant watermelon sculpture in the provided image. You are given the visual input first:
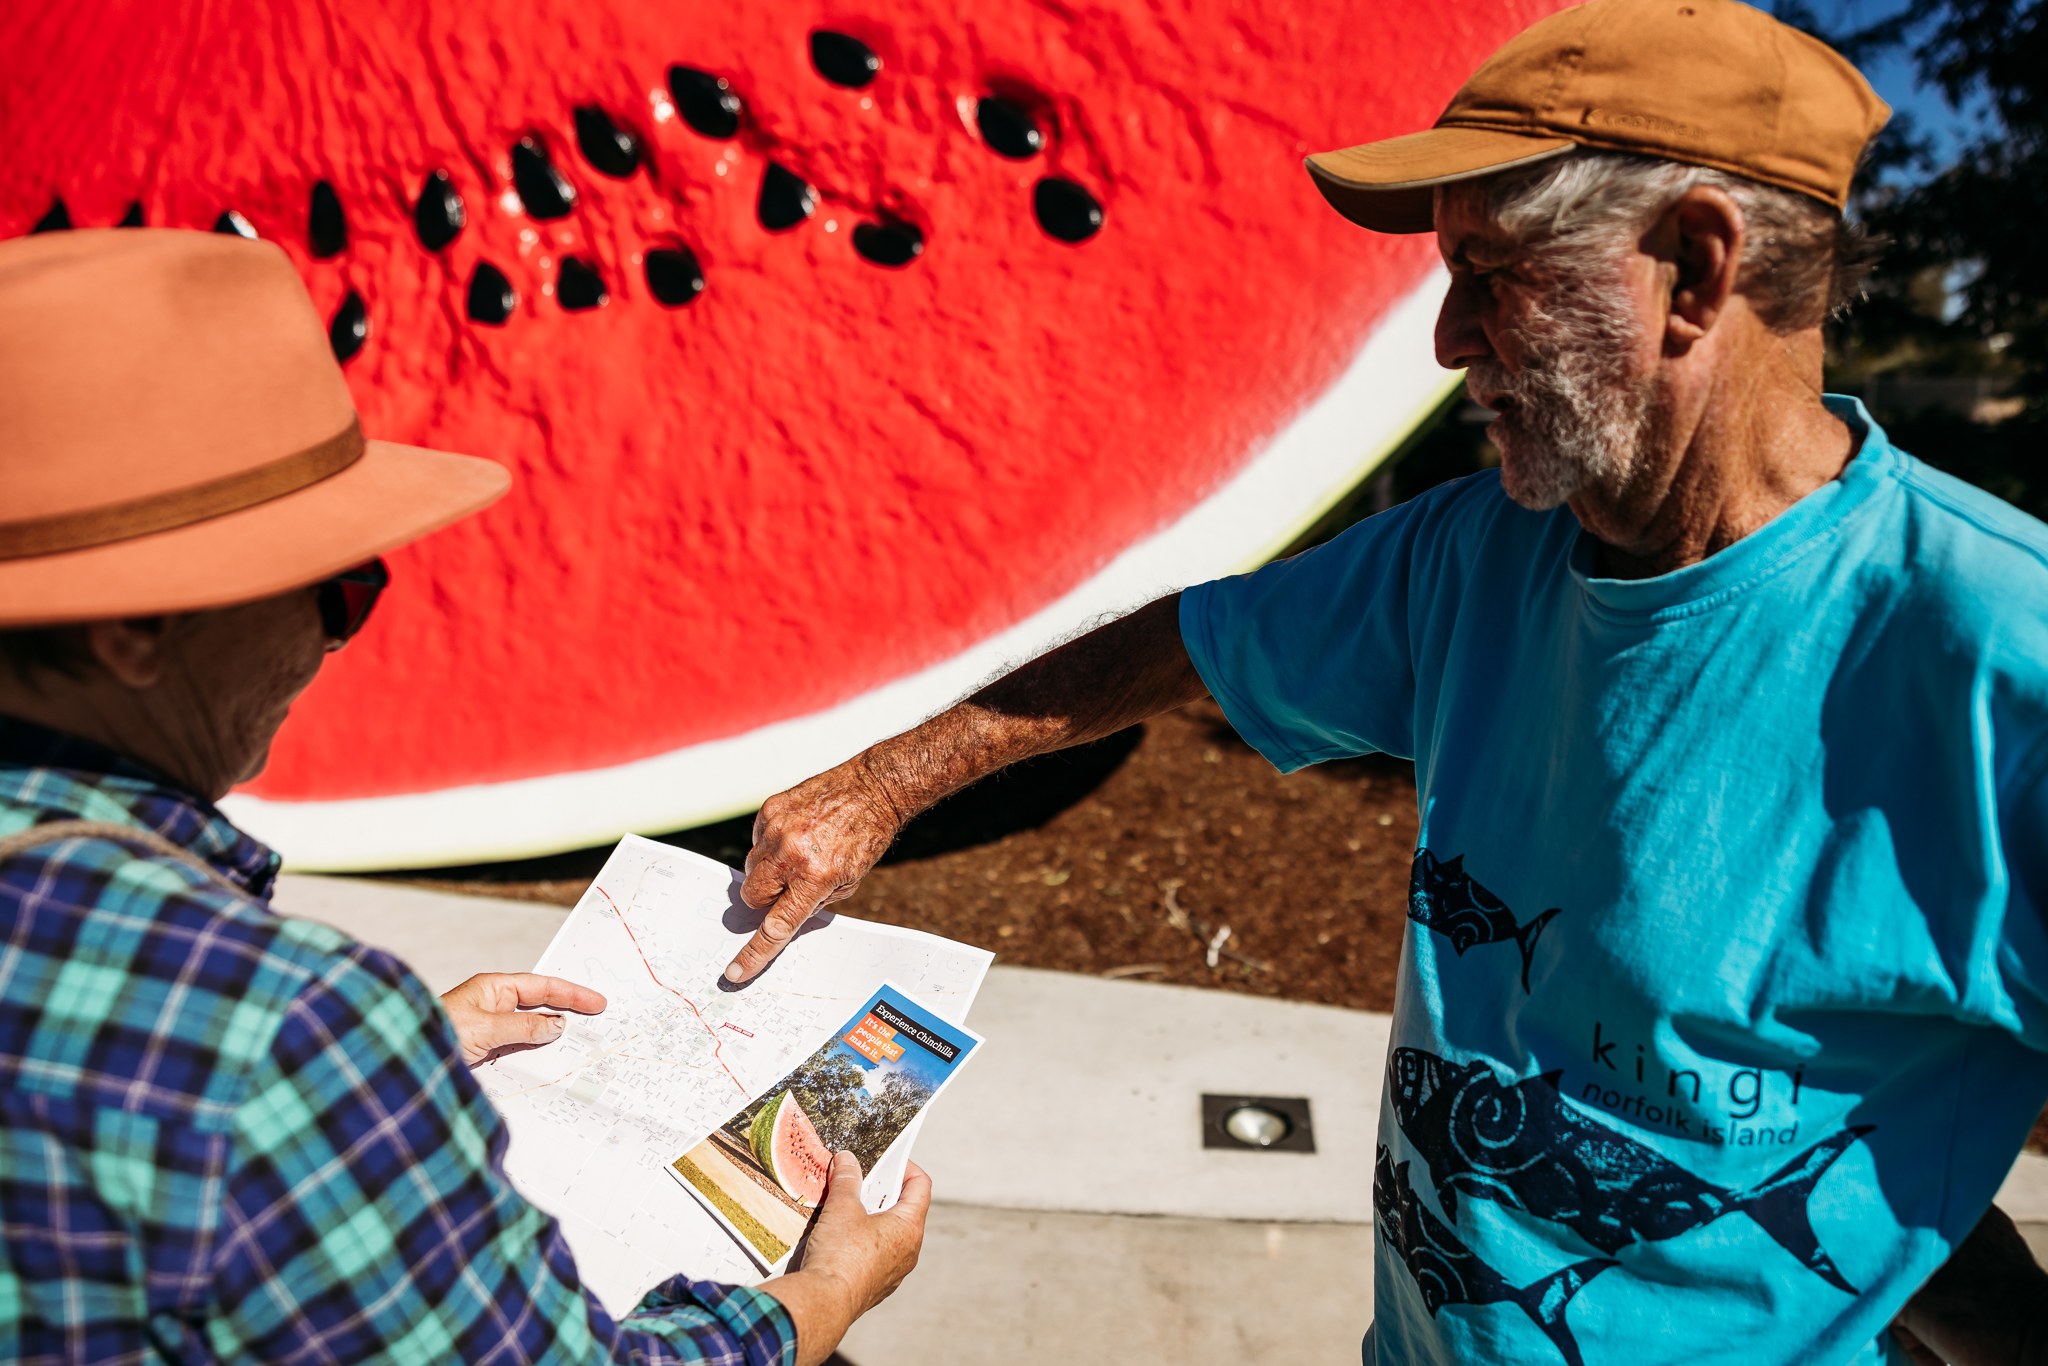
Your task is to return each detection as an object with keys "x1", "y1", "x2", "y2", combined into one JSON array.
[{"x1": 1, "y1": 0, "x2": 1561, "y2": 869}]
